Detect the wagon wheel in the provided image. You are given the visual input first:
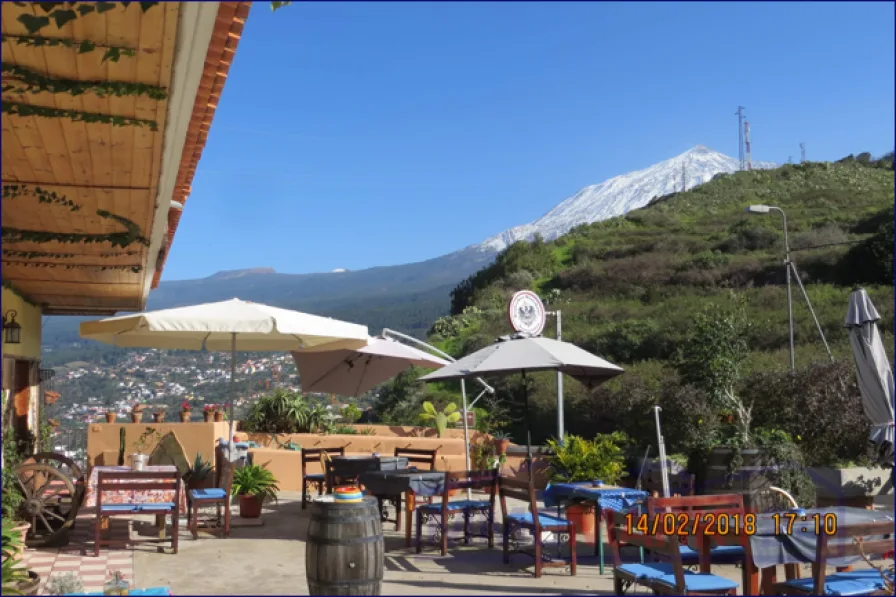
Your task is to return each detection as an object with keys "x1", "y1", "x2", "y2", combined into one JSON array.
[
  {"x1": 13, "y1": 463, "x2": 78, "y2": 547},
  {"x1": 23, "y1": 452, "x2": 84, "y2": 485}
]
